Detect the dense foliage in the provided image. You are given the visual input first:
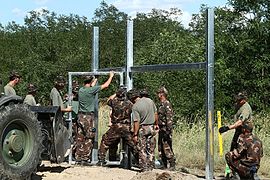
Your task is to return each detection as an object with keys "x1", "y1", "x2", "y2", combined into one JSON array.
[{"x1": 1, "y1": 0, "x2": 270, "y2": 121}]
